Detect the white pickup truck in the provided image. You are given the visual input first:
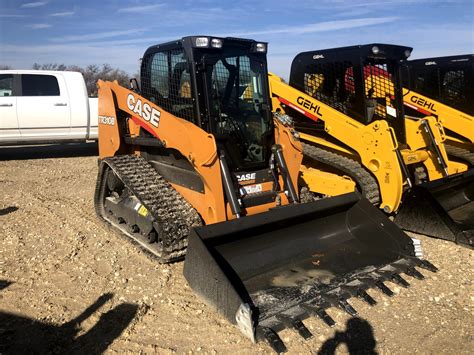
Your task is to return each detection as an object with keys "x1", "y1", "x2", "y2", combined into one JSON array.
[{"x1": 0, "y1": 70, "x2": 98, "y2": 145}]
